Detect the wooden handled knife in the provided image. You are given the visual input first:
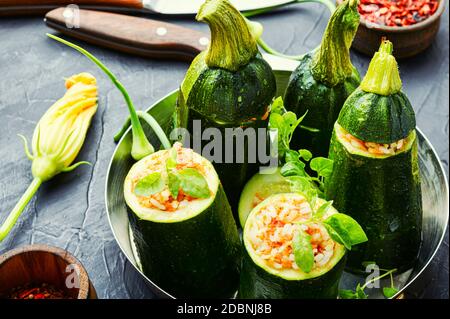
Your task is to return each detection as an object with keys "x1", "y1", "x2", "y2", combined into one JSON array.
[{"x1": 45, "y1": 8, "x2": 210, "y2": 61}]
